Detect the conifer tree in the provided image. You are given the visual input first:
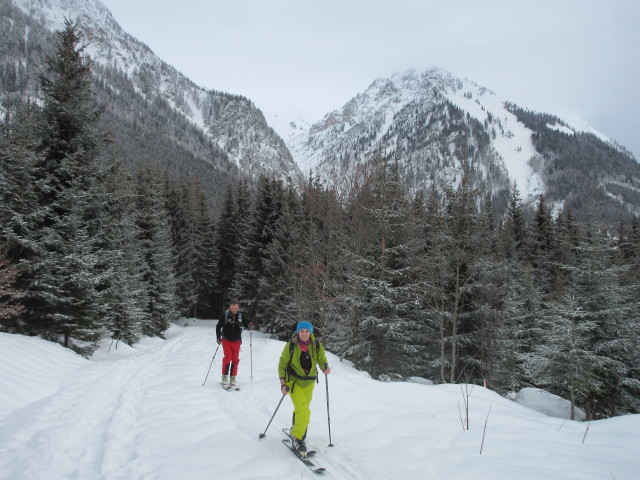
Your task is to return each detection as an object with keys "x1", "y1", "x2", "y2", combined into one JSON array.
[
  {"x1": 571, "y1": 222, "x2": 639, "y2": 417},
  {"x1": 0, "y1": 106, "x2": 43, "y2": 267},
  {"x1": 335, "y1": 156, "x2": 421, "y2": 378},
  {"x1": 165, "y1": 180, "x2": 198, "y2": 316},
  {"x1": 259, "y1": 186, "x2": 302, "y2": 337},
  {"x1": 414, "y1": 186, "x2": 450, "y2": 382},
  {"x1": 0, "y1": 107, "x2": 42, "y2": 333},
  {"x1": 214, "y1": 182, "x2": 240, "y2": 315},
  {"x1": 501, "y1": 183, "x2": 527, "y2": 260},
  {"x1": 295, "y1": 176, "x2": 343, "y2": 338},
  {"x1": 439, "y1": 162, "x2": 484, "y2": 383},
  {"x1": 94, "y1": 161, "x2": 148, "y2": 345},
  {"x1": 136, "y1": 168, "x2": 178, "y2": 336},
  {"x1": 188, "y1": 180, "x2": 217, "y2": 317},
  {"x1": 25, "y1": 20, "x2": 106, "y2": 352},
  {"x1": 235, "y1": 176, "x2": 283, "y2": 325},
  {"x1": 226, "y1": 180, "x2": 253, "y2": 310}
]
